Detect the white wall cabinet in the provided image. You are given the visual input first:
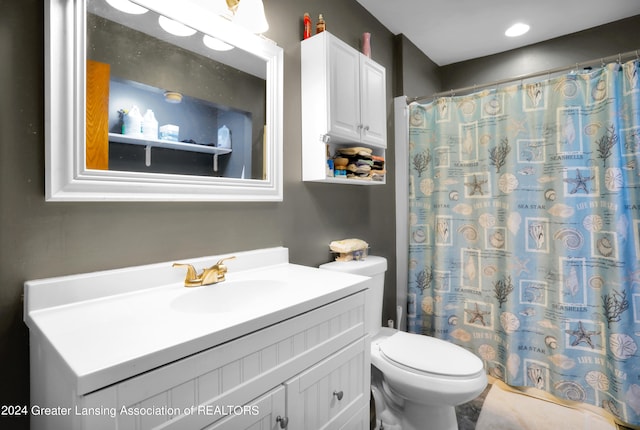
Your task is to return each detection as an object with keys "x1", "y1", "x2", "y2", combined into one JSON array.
[{"x1": 301, "y1": 31, "x2": 387, "y2": 184}]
